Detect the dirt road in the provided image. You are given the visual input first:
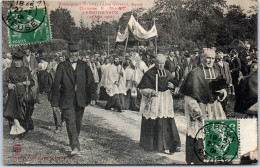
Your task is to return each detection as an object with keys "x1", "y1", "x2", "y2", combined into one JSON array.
[{"x1": 3, "y1": 94, "x2": 188, "y2": 165}]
